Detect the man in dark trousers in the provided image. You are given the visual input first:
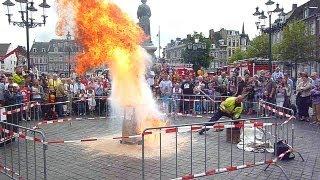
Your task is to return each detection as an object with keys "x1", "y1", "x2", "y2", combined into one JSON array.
[{"x1": 199, "y1": 95, "x2": 244, "y2": 135}]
